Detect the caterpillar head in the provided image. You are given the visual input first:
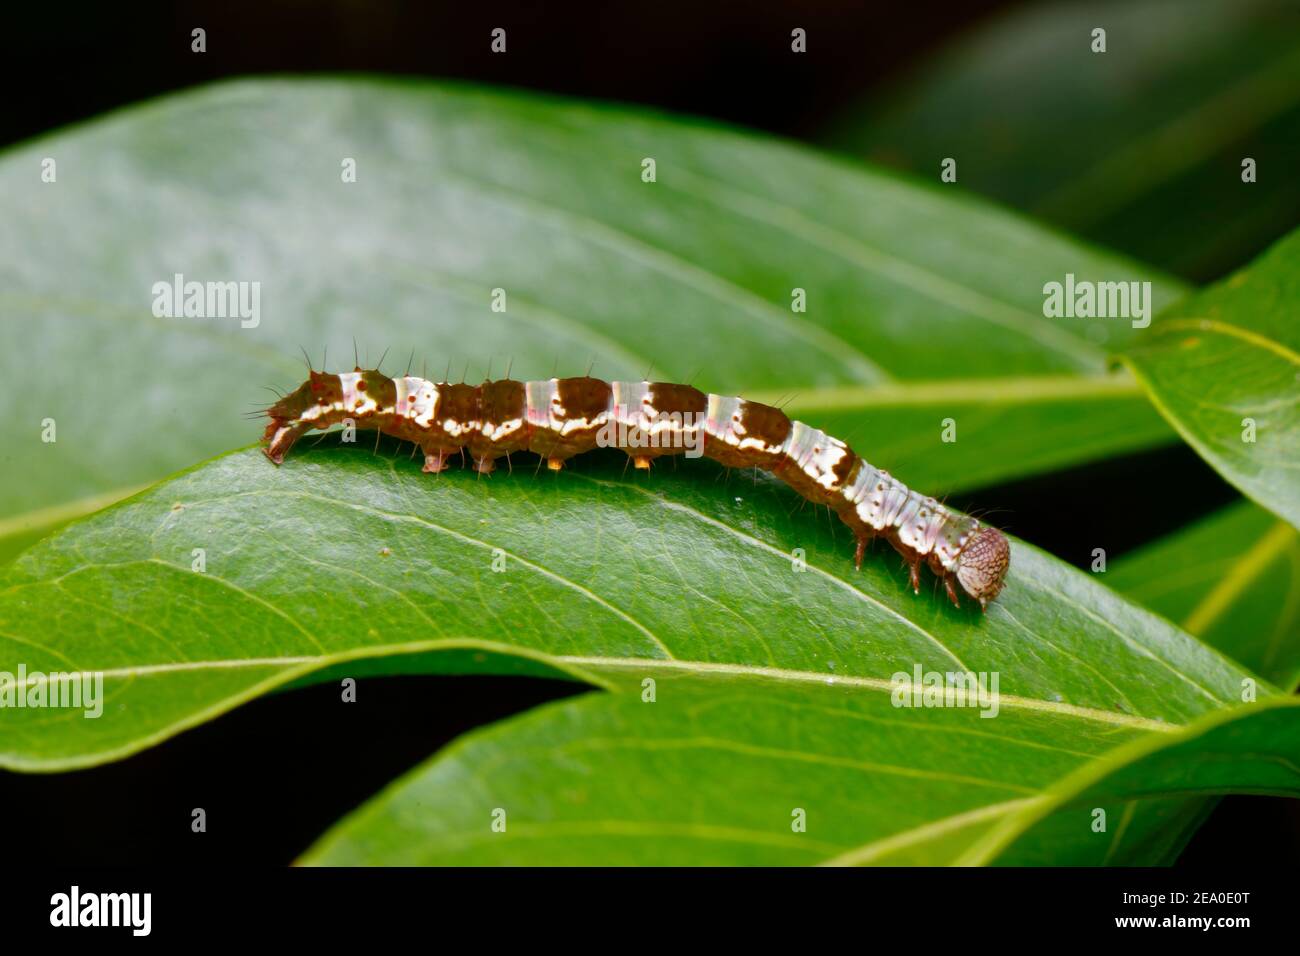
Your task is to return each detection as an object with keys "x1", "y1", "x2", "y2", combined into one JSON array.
[
  {"x1": 262, "y1": 372, "x2": 342, "y2": 463},
  {"x1": 954, "y1": 527, "x2": 1010, "y2": 610},
  {"x1": 264, "y1": 372, "x2": 341, "y2": 424}
]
